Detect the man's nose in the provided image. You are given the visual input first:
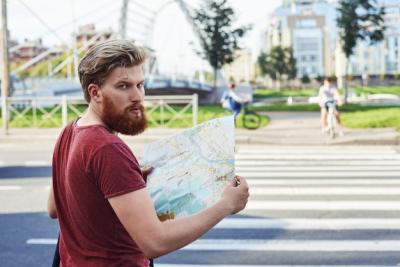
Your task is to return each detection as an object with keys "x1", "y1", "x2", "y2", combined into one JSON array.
[{"x1": 130, "y1": 87, "x2": 144, "y2": 102}]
